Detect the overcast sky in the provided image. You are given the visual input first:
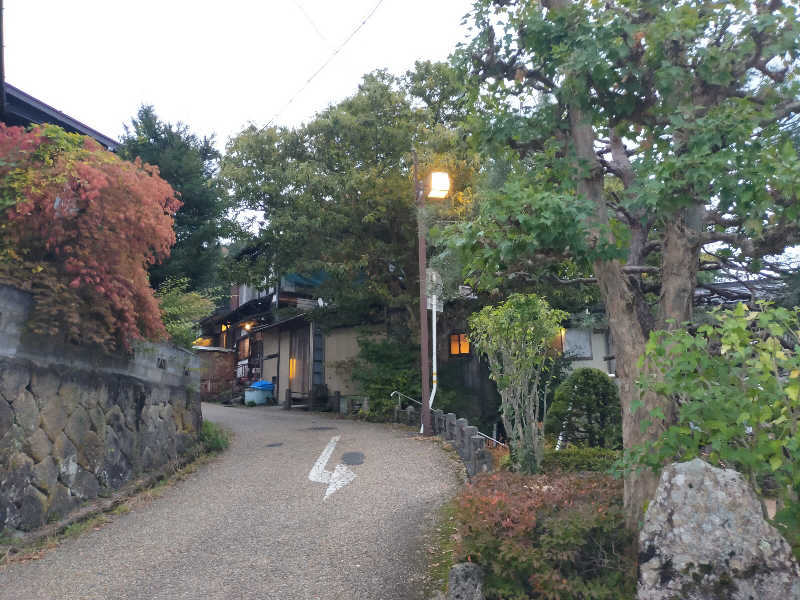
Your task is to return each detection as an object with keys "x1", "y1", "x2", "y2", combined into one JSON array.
[{"x1": 4, "y1": 0, "x2": 475, "y2": 149}]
